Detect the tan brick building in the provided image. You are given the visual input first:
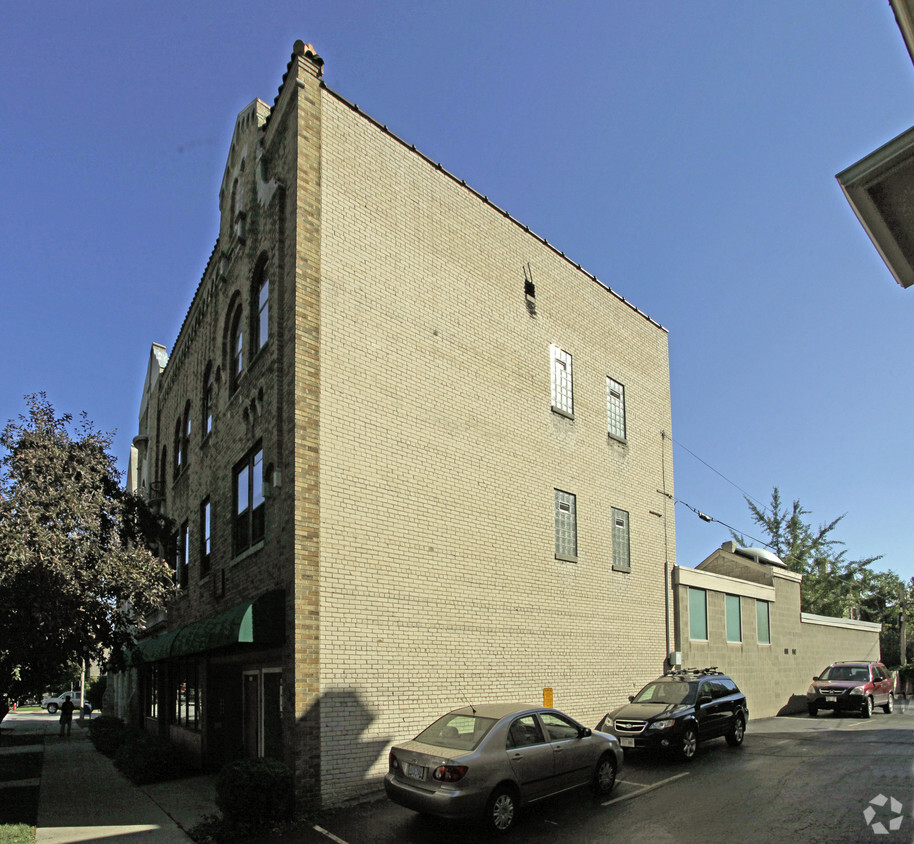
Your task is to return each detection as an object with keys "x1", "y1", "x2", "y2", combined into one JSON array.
[
  {"x1": 673, "y1": 542, "x2": 882, "y2": 719},
  {"x1": 120, "y1": 41, "x2": 675, "y2": 807}
]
